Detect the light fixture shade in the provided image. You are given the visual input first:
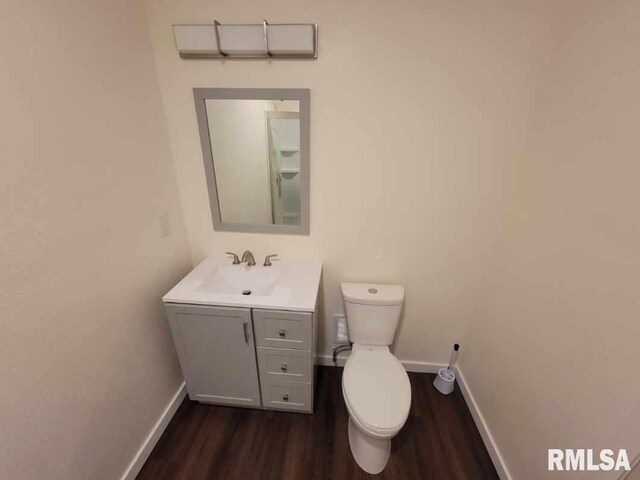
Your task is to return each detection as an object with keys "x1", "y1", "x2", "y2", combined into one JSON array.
[
  {"x1": 173, "y1": 25, "x2": 219, "y2": 57},
  {"x1": 267, "y1": 24, "x2": 315, "y2": 55},
  {"x1": 172, "y1": 22, "x2": 317, "y2": 59},
  {"x1": 218, "y1": 25, "x2": 266, "y2": 56}
]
